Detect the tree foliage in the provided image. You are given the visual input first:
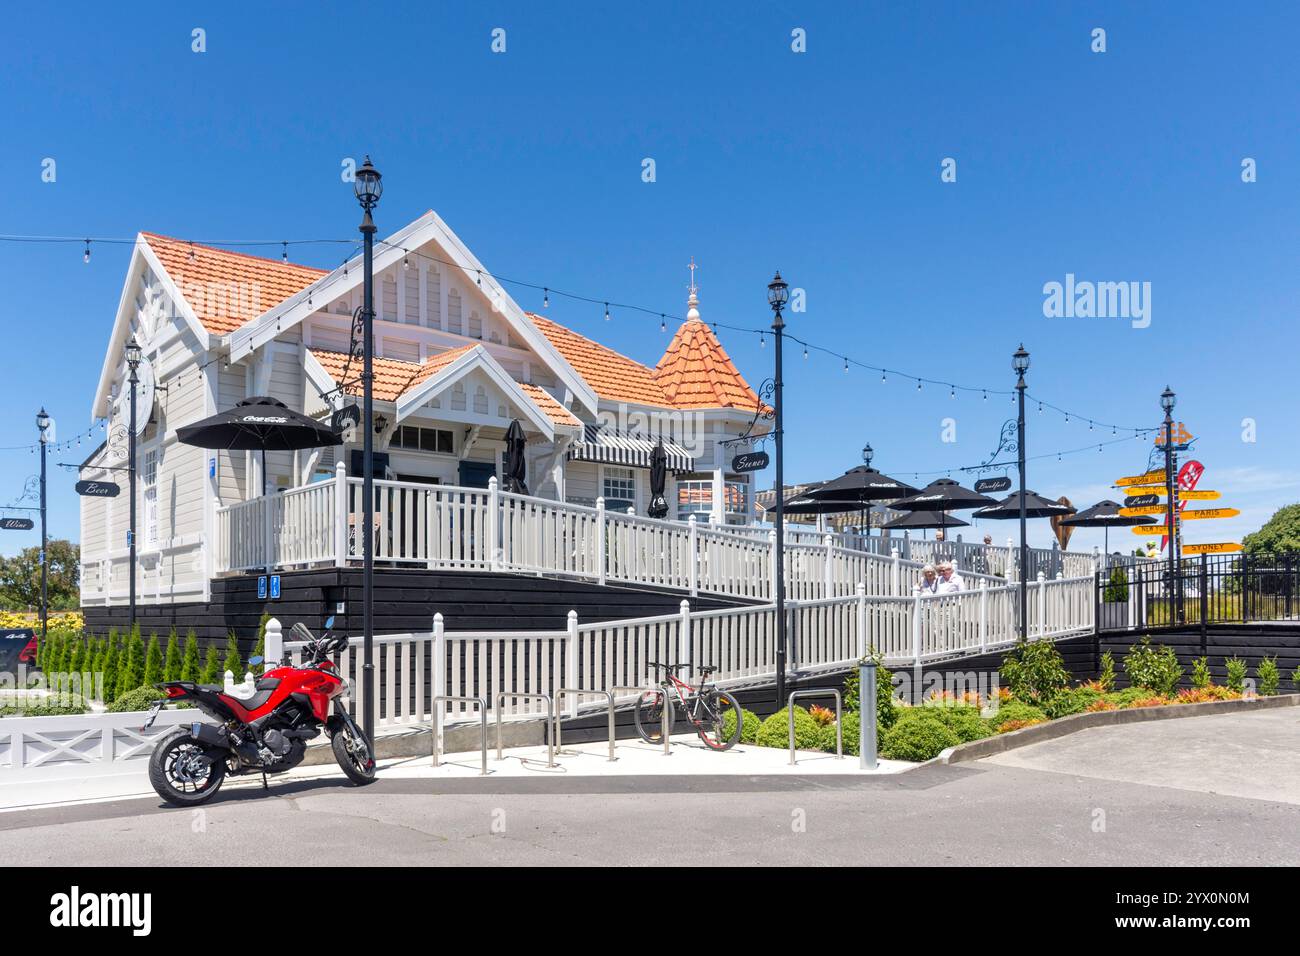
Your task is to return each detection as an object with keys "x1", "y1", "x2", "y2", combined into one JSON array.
[
  {"x1": 0, "y1": 539, "x2": 80, "y2": 610},
  {"x1": 1243, "y1": 503, "x2": 1300, "y2": 554}
]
